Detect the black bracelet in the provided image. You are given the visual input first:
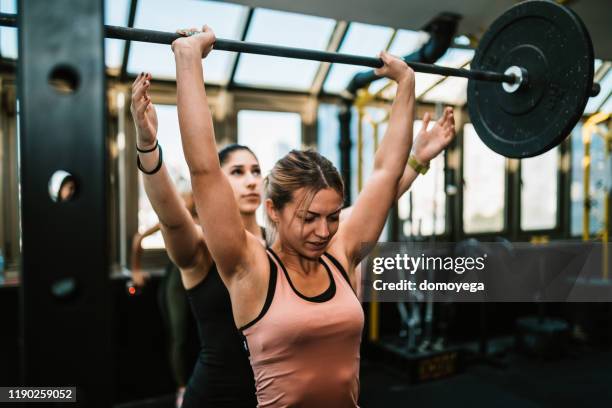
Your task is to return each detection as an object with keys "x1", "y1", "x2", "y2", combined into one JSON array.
[
  {"x1": 136, "y1": 139, "x2": 158, "y2": 153},
  {"x1": 137, "y1": 143, "x2": 163, "y2": 175}
]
